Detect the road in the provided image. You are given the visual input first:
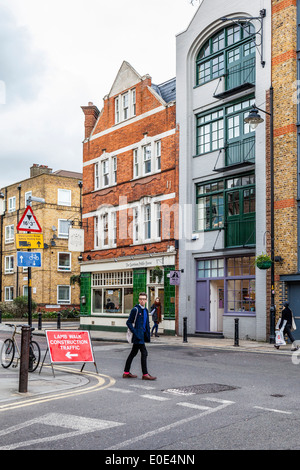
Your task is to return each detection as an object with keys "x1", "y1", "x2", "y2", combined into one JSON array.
[{"x1": 1, "y1": 337, "x2": 300, "y2": 452}]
